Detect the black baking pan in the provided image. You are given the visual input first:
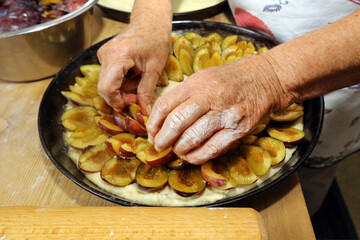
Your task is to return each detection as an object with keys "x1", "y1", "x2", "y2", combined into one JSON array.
[{"x1": 38, "y1": 21, "x2": 324, "y2": 207}]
